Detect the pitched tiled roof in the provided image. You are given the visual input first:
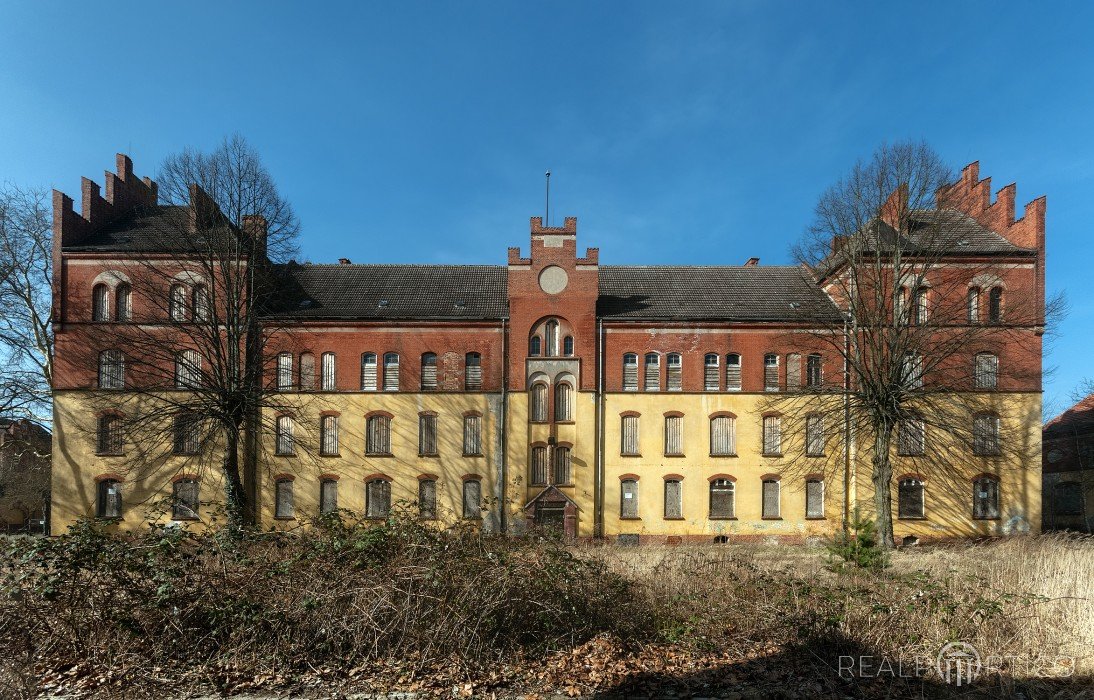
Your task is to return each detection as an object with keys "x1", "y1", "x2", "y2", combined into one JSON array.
[
  {"x1": 1045, "y1": 394, "x2": 1094, "y2": 439},
  {"x1": 907, "y1": 209, "x2": 1031, "y2": 254},
  {"x1": 63, "y1": 206, "x2": 200, "y2": 252}
]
